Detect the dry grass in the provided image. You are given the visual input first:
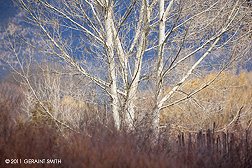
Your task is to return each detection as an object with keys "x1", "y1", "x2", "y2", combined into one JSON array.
[
  {"x1": 0, "y1": 109, "x2": 251, "y2": 168},
  {"x1": 0, "y1": 74, "x2": 252, "y2": 168},
  {"x1": 160, "y1": 71, "x2": 252, "y2": 132}
]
